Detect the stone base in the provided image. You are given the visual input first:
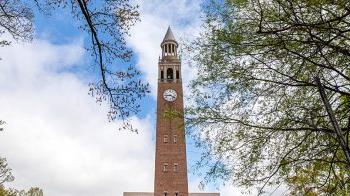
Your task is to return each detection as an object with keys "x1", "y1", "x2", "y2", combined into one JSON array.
[{"x1": 123, "y1": 193, "x2": 220, "y2": 196}]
